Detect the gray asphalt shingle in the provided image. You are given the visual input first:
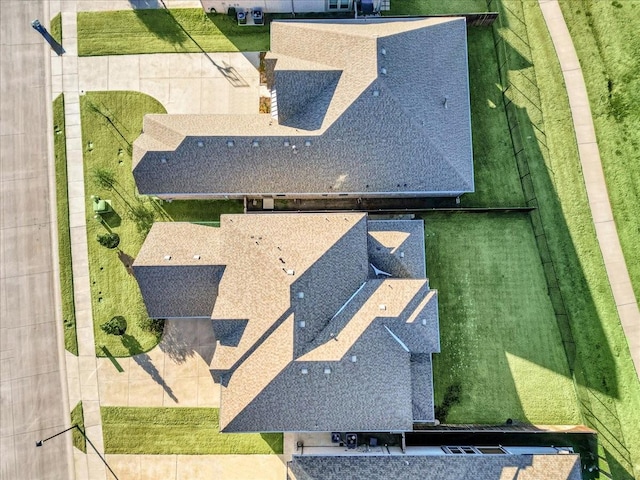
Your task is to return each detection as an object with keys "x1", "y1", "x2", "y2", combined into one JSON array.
[{"x1": 132, "y1": 17, "x2": 473, "y2": 198}]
